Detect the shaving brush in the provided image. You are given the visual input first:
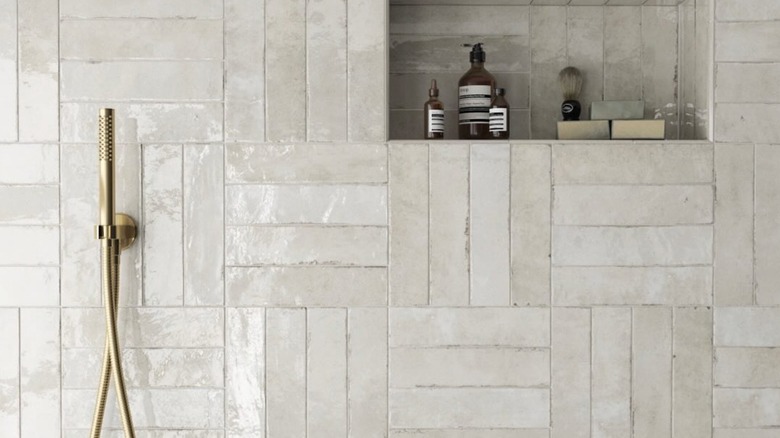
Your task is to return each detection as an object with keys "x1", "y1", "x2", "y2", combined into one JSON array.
[{"x1": 559, "y1": 67, "x2": 583, "y2": 121}]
